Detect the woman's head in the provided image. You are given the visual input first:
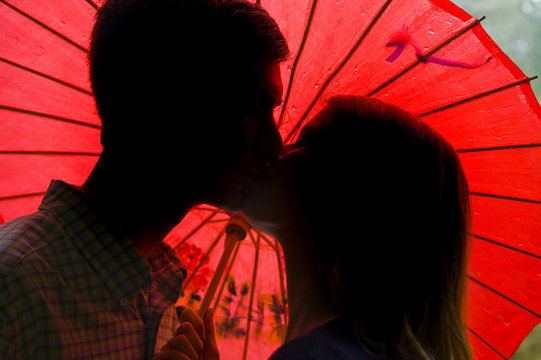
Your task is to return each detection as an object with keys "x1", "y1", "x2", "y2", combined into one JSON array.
[{"x1": 243, "y1": 95, "x2": 472, "y2": 359}]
